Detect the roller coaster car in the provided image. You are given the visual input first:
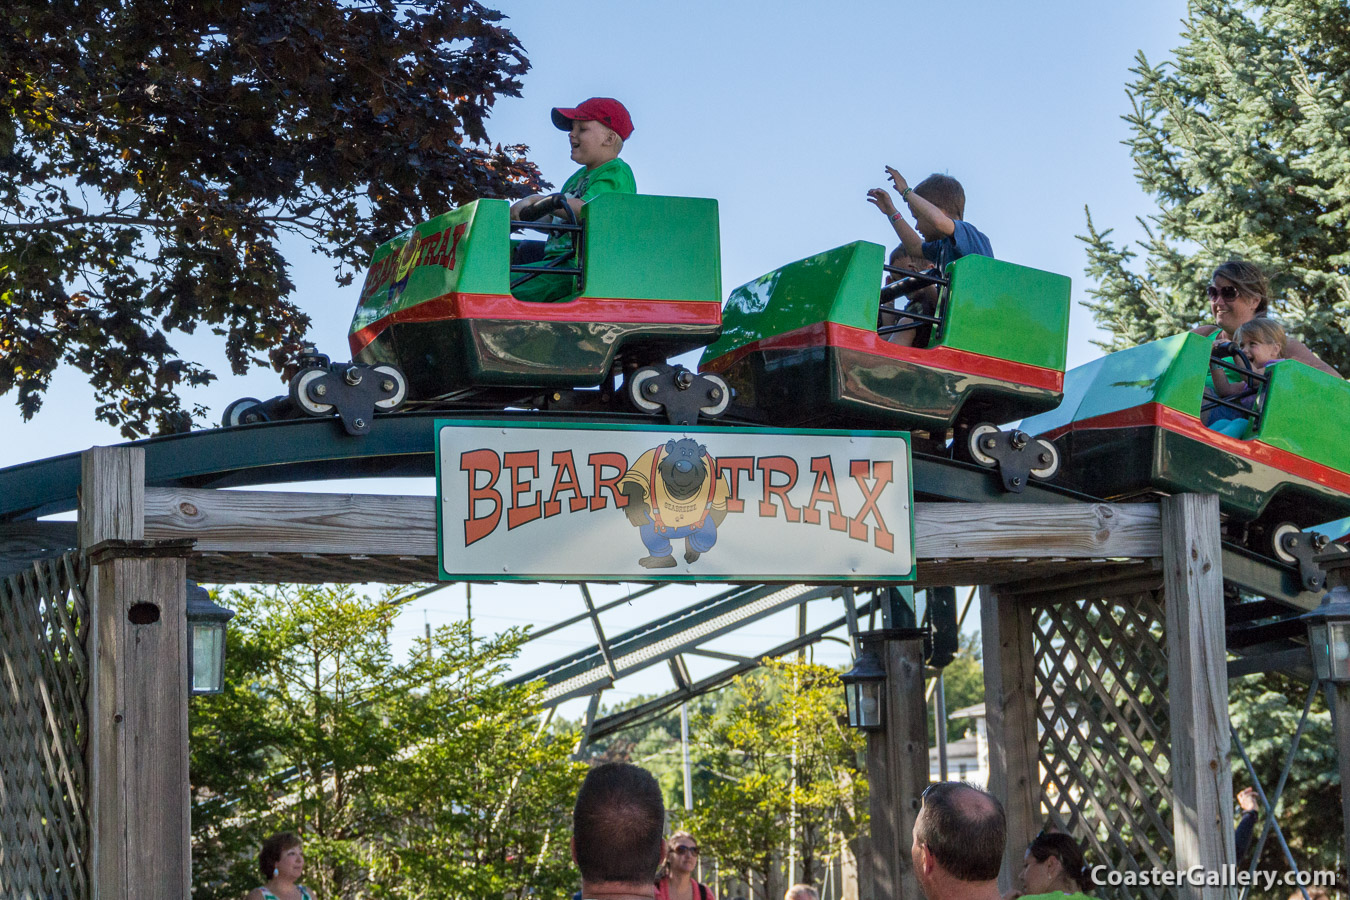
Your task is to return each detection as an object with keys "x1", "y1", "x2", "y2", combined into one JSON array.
[
  {"x1": 698, "y1": 241, "x2": 1072, "y2": 490},
  {"x1": 348, "y1": 193, "x2": 724, "y2": 406},
  {"x1": 1021, "y1": 332, "x2": 1350, "y2": 563}
]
